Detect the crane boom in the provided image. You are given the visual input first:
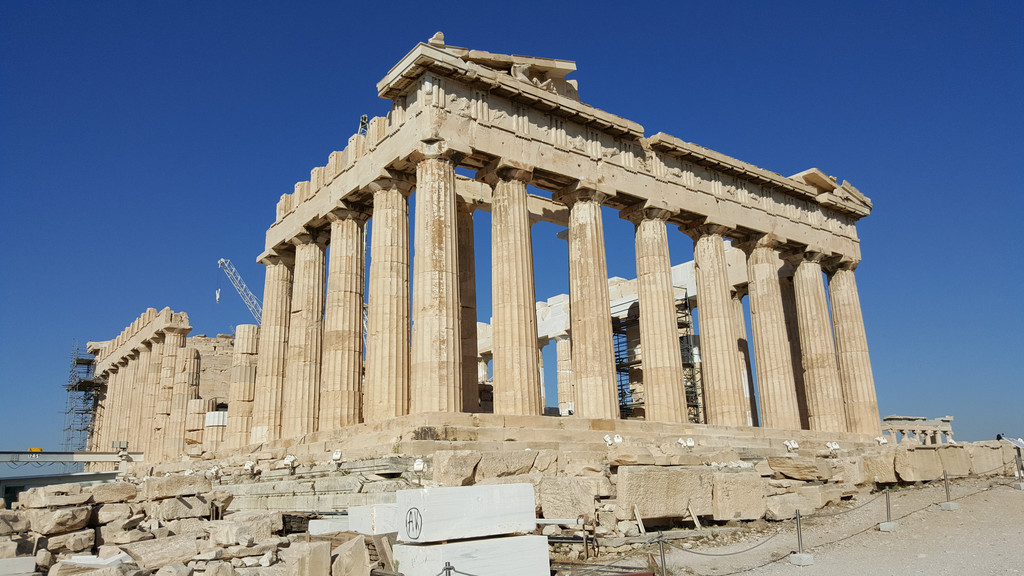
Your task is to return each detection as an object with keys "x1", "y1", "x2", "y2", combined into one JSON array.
[{"x1": 217, "y1": 258, "x2": 263, "y2": 324}]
